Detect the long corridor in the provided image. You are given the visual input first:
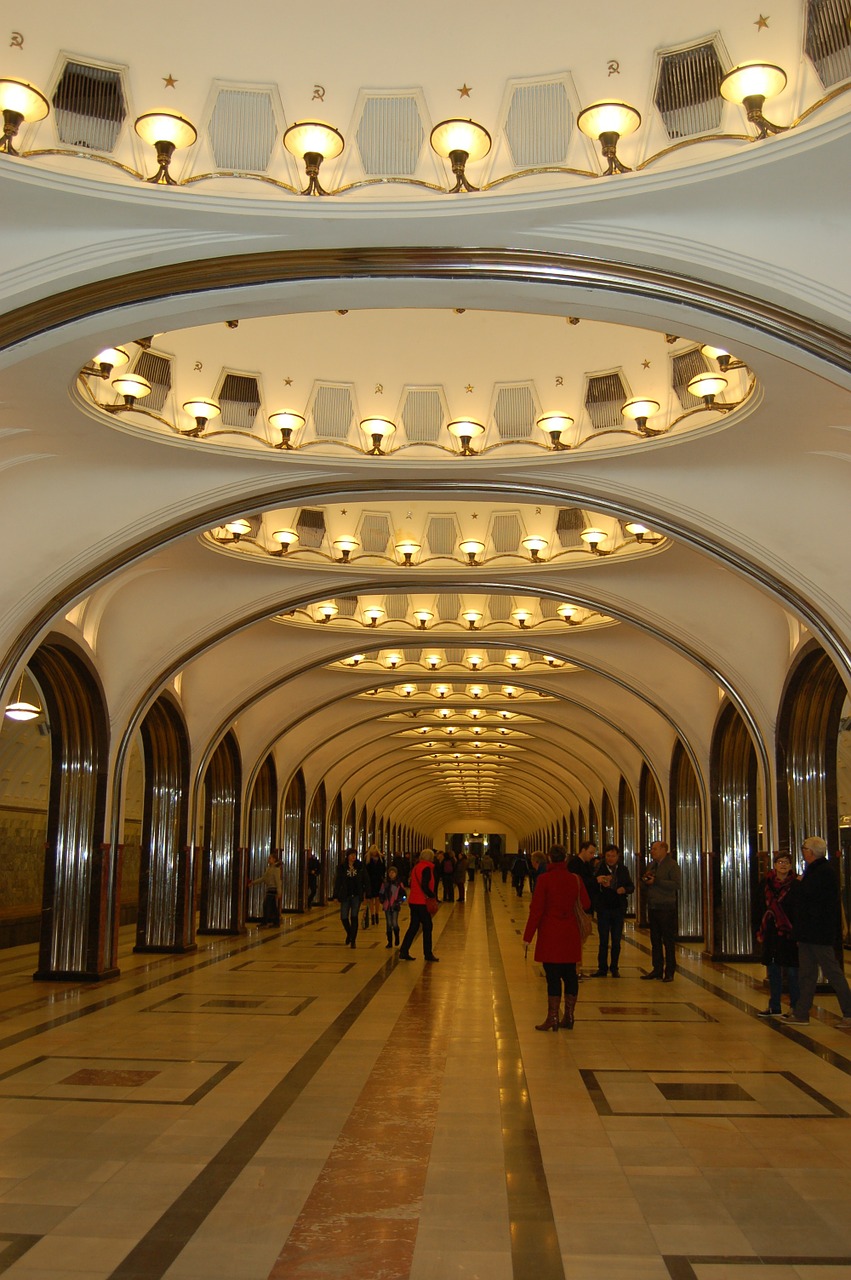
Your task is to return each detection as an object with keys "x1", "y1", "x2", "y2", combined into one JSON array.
[{"x1": 1, "y1": 883, "x2": 851, "y2": 1280}]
